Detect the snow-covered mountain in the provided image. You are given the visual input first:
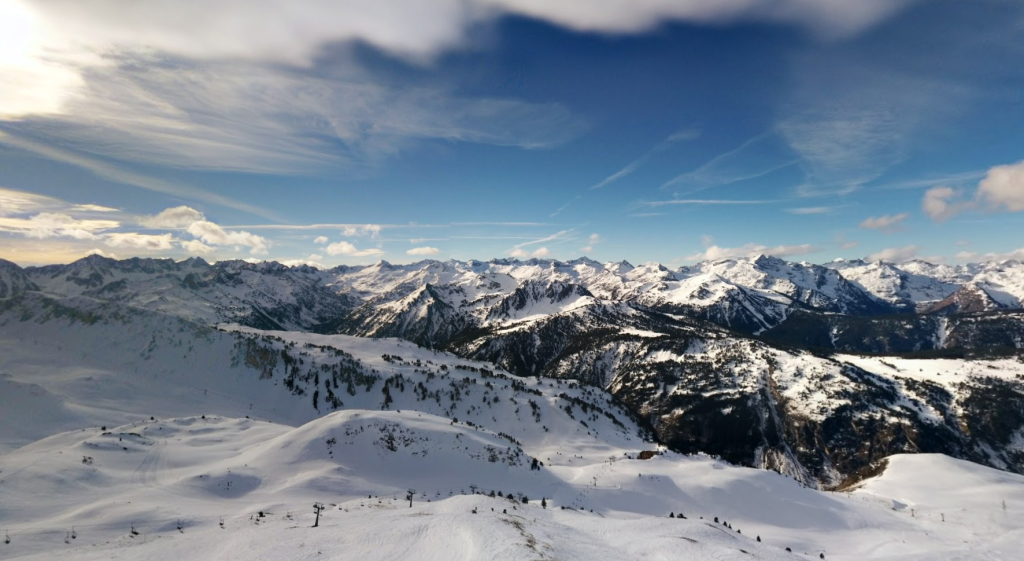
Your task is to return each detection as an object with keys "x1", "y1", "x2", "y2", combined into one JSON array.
[
  {"x1": 3, "y1": 253, "x2": 1024, "y2": 488},
  {"x1": 832, "y1": 258, "x2": 1024, "y2": 311},
  {"x1": 2, "y1": 292, "x2": 1023, "y2": 560},
  {"x1": 0, "y1": 258, "x2": 37, "y2": 299},
  {"x1": 12, "y1": 254, "x2": 1024, "y2": 345}
]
